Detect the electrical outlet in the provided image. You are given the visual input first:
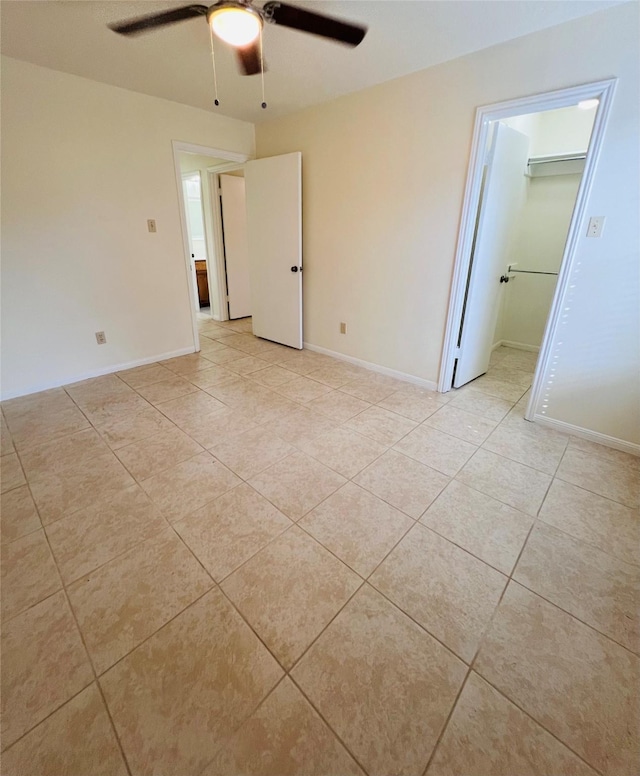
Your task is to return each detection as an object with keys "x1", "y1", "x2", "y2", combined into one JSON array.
[
  {"x1": 340, "y1": 322, "x2": 347, "y2": 334},
  {"x1": 95, "y1": 331, "x2": 107, "y2": 345},
  {"x1": 147, "y1": 219, "x2": 157, "y2": 233},
  {"x1": 586, "y1": 216, "x2": 605, "y2": 238}
]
